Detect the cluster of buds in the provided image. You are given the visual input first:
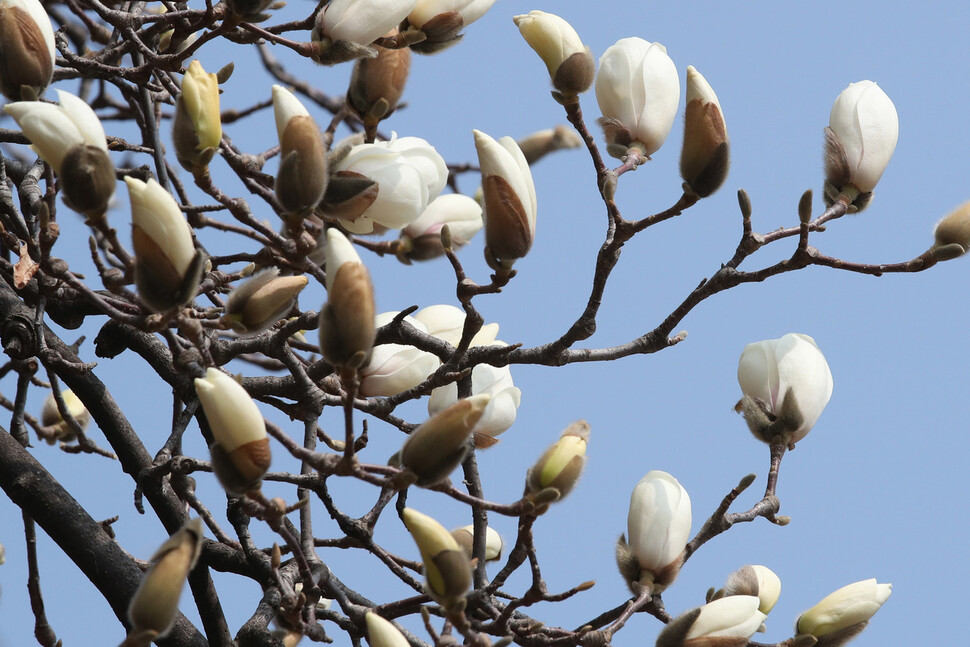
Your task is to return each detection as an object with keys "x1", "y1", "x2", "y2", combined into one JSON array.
[
  {"x1": 39, "y1": 389, "x2": 90, "y2": 445},
  {"x1": 5, "y1": 90, "x2": 116, "y2": 222},
  {"x1": 126, "y1": 518, "x2": 204, "y2": 644},
  {"x1": 318, "y1": 229, "x2": 376, "y2": 371},
  {"x1": 823, "y1": 80, "x2": 898, "y2": 211},
  {"x1": 273, "y1": 85, "x2": 328, "y2": 222},
  {"x1": 403, "y1": 0, "x2": 496, "y2": 54},
  {"x1": 657, "y1": 595, "x2": 767, "y2": 647},
  {"x1": 173, "y1": 60, "x2": 223, "y2": 176},
  {"x1": 401, "y1": 508, "x2": 471, "y2": 613},
  {"x1": 311, "y1": 0, "x2": 416, "y2": 65},
  {"x1": 796, "y1": 579, "x2": 892, "y2": 646},
  {"x1": 473, "y1": 129, "x2": 537, "y2": 272},
  {"x1": 736, "y1": 333, "x2": 834, "y2": 448},
  {"x1": 525, "y1": 420, "x2": 588, "y2": 514},
  {"x1": 929, "y1": 202, "x2": 970, "y2": 261},
  {"x1": 616, "y1": 470, "x2": 691, "y2": 597},
  {"x1": 346, "y1": 34, "x2": 410, "y2": 139},
  {"x1": 194, "y1": 368, "x2": 271, "y2": 495},
  {"x1": 126, "y1": 177, "x2": 205, "y2": 313},
  {"x1": 395, "y1": 193, "x2": 483, "y2": 263},
  {"x1": 596, "y1": 37, "x2": 679, "y2": 160},
  {"x1": 680, "y1": 66, "x2": 729, "y2": 198},
  {"x1": 0, "y1": 0, "x2": 54, "y2": 100},
  {"x1": 513, "y1": 11, "x2": 594, "y2": 102},
  {"x1": 394, "y1": 393, "x2": 490, "y2": 486},
  {"x1": 223, "y1": 268, "x2": 308, "y2": 335}
]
